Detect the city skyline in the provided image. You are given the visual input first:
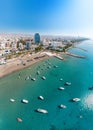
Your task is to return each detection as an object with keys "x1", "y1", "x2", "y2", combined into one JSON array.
[{"x1": 0, "y1": 0, "x2": 93, "y2": 38}]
